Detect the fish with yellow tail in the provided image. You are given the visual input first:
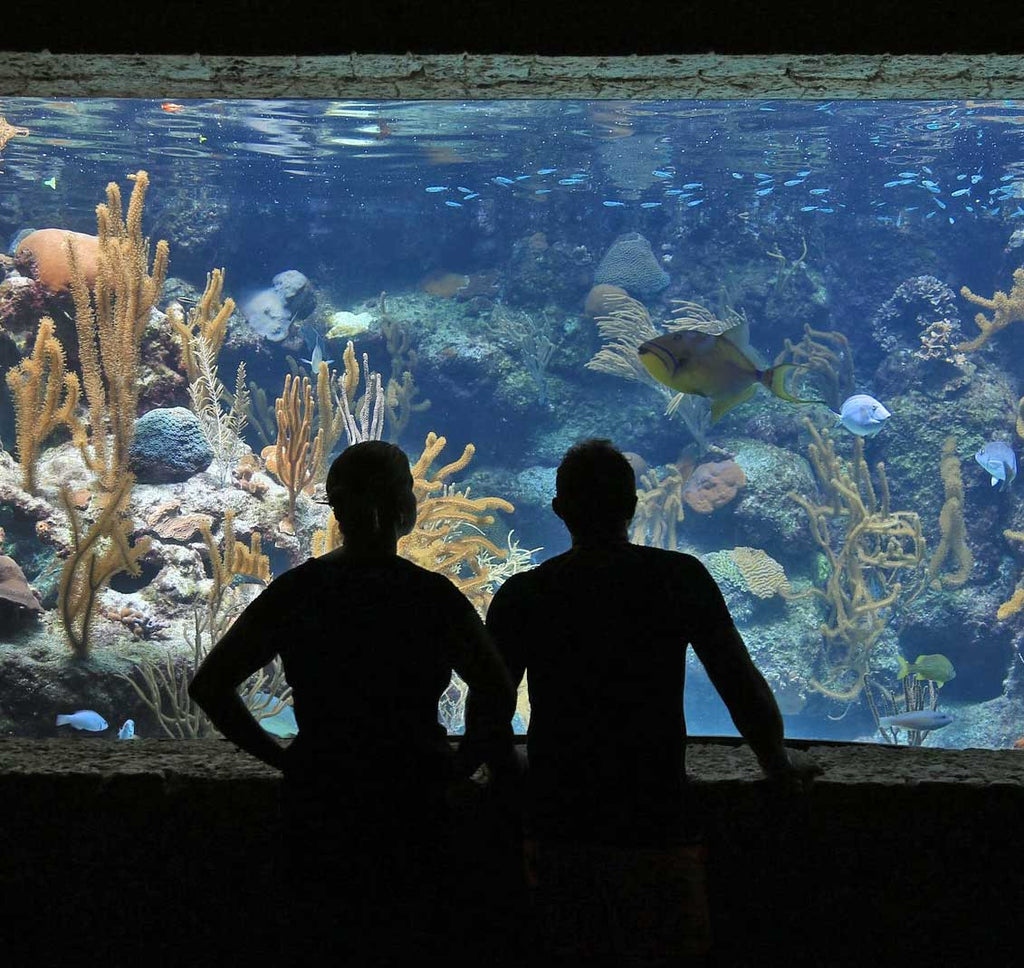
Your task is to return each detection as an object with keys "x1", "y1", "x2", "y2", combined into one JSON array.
[{"x1": 637, "y1": 324, "x2": 820, "y2": 422}]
